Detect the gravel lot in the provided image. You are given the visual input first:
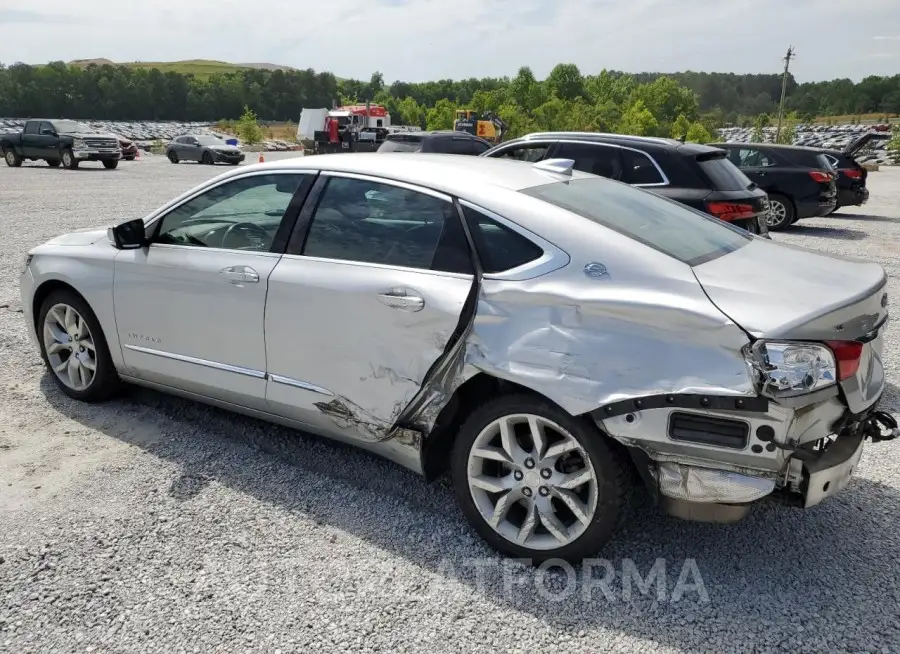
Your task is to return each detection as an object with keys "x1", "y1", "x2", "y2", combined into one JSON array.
[{"x1": 1, "y1": 155, "x2": 899, "y2": 654}]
